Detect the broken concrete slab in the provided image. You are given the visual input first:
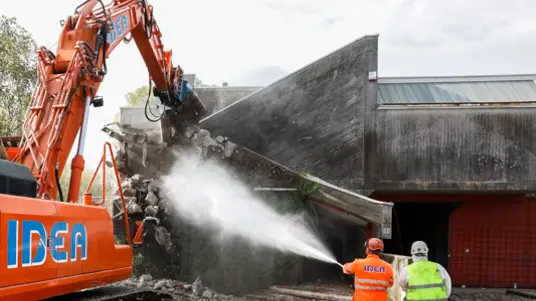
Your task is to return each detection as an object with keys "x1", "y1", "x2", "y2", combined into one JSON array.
[
  {"x1": 224, "y1": 145, "x2": 393, "y2": 230},
  {"x1": 103, "y1": 122, "x2": 392, "y2": 231},
  {"x1": 200, "y1": 35, "x2": 379, "y2": 193}
]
